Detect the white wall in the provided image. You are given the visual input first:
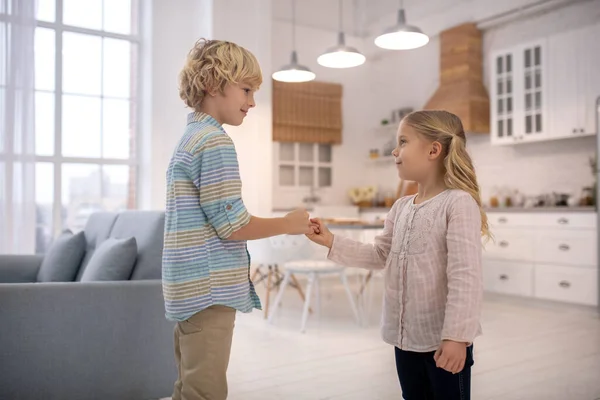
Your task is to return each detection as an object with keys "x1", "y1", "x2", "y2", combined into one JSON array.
[
  {"x1": 141, "y1": 0, "x2": 273, "y2": 216},
  {"x1": 140, "y1": 0, "x2": 211, "y2": 211},
  {"x1": 361, "y1": 0, "x2": 599, "y2": 206},
  {"x1": 271, "y1": 21, "x2": 371, "y2": 209},
  {"x1": 212, "y1": 0, "x2": 273, "y2": 216}
]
